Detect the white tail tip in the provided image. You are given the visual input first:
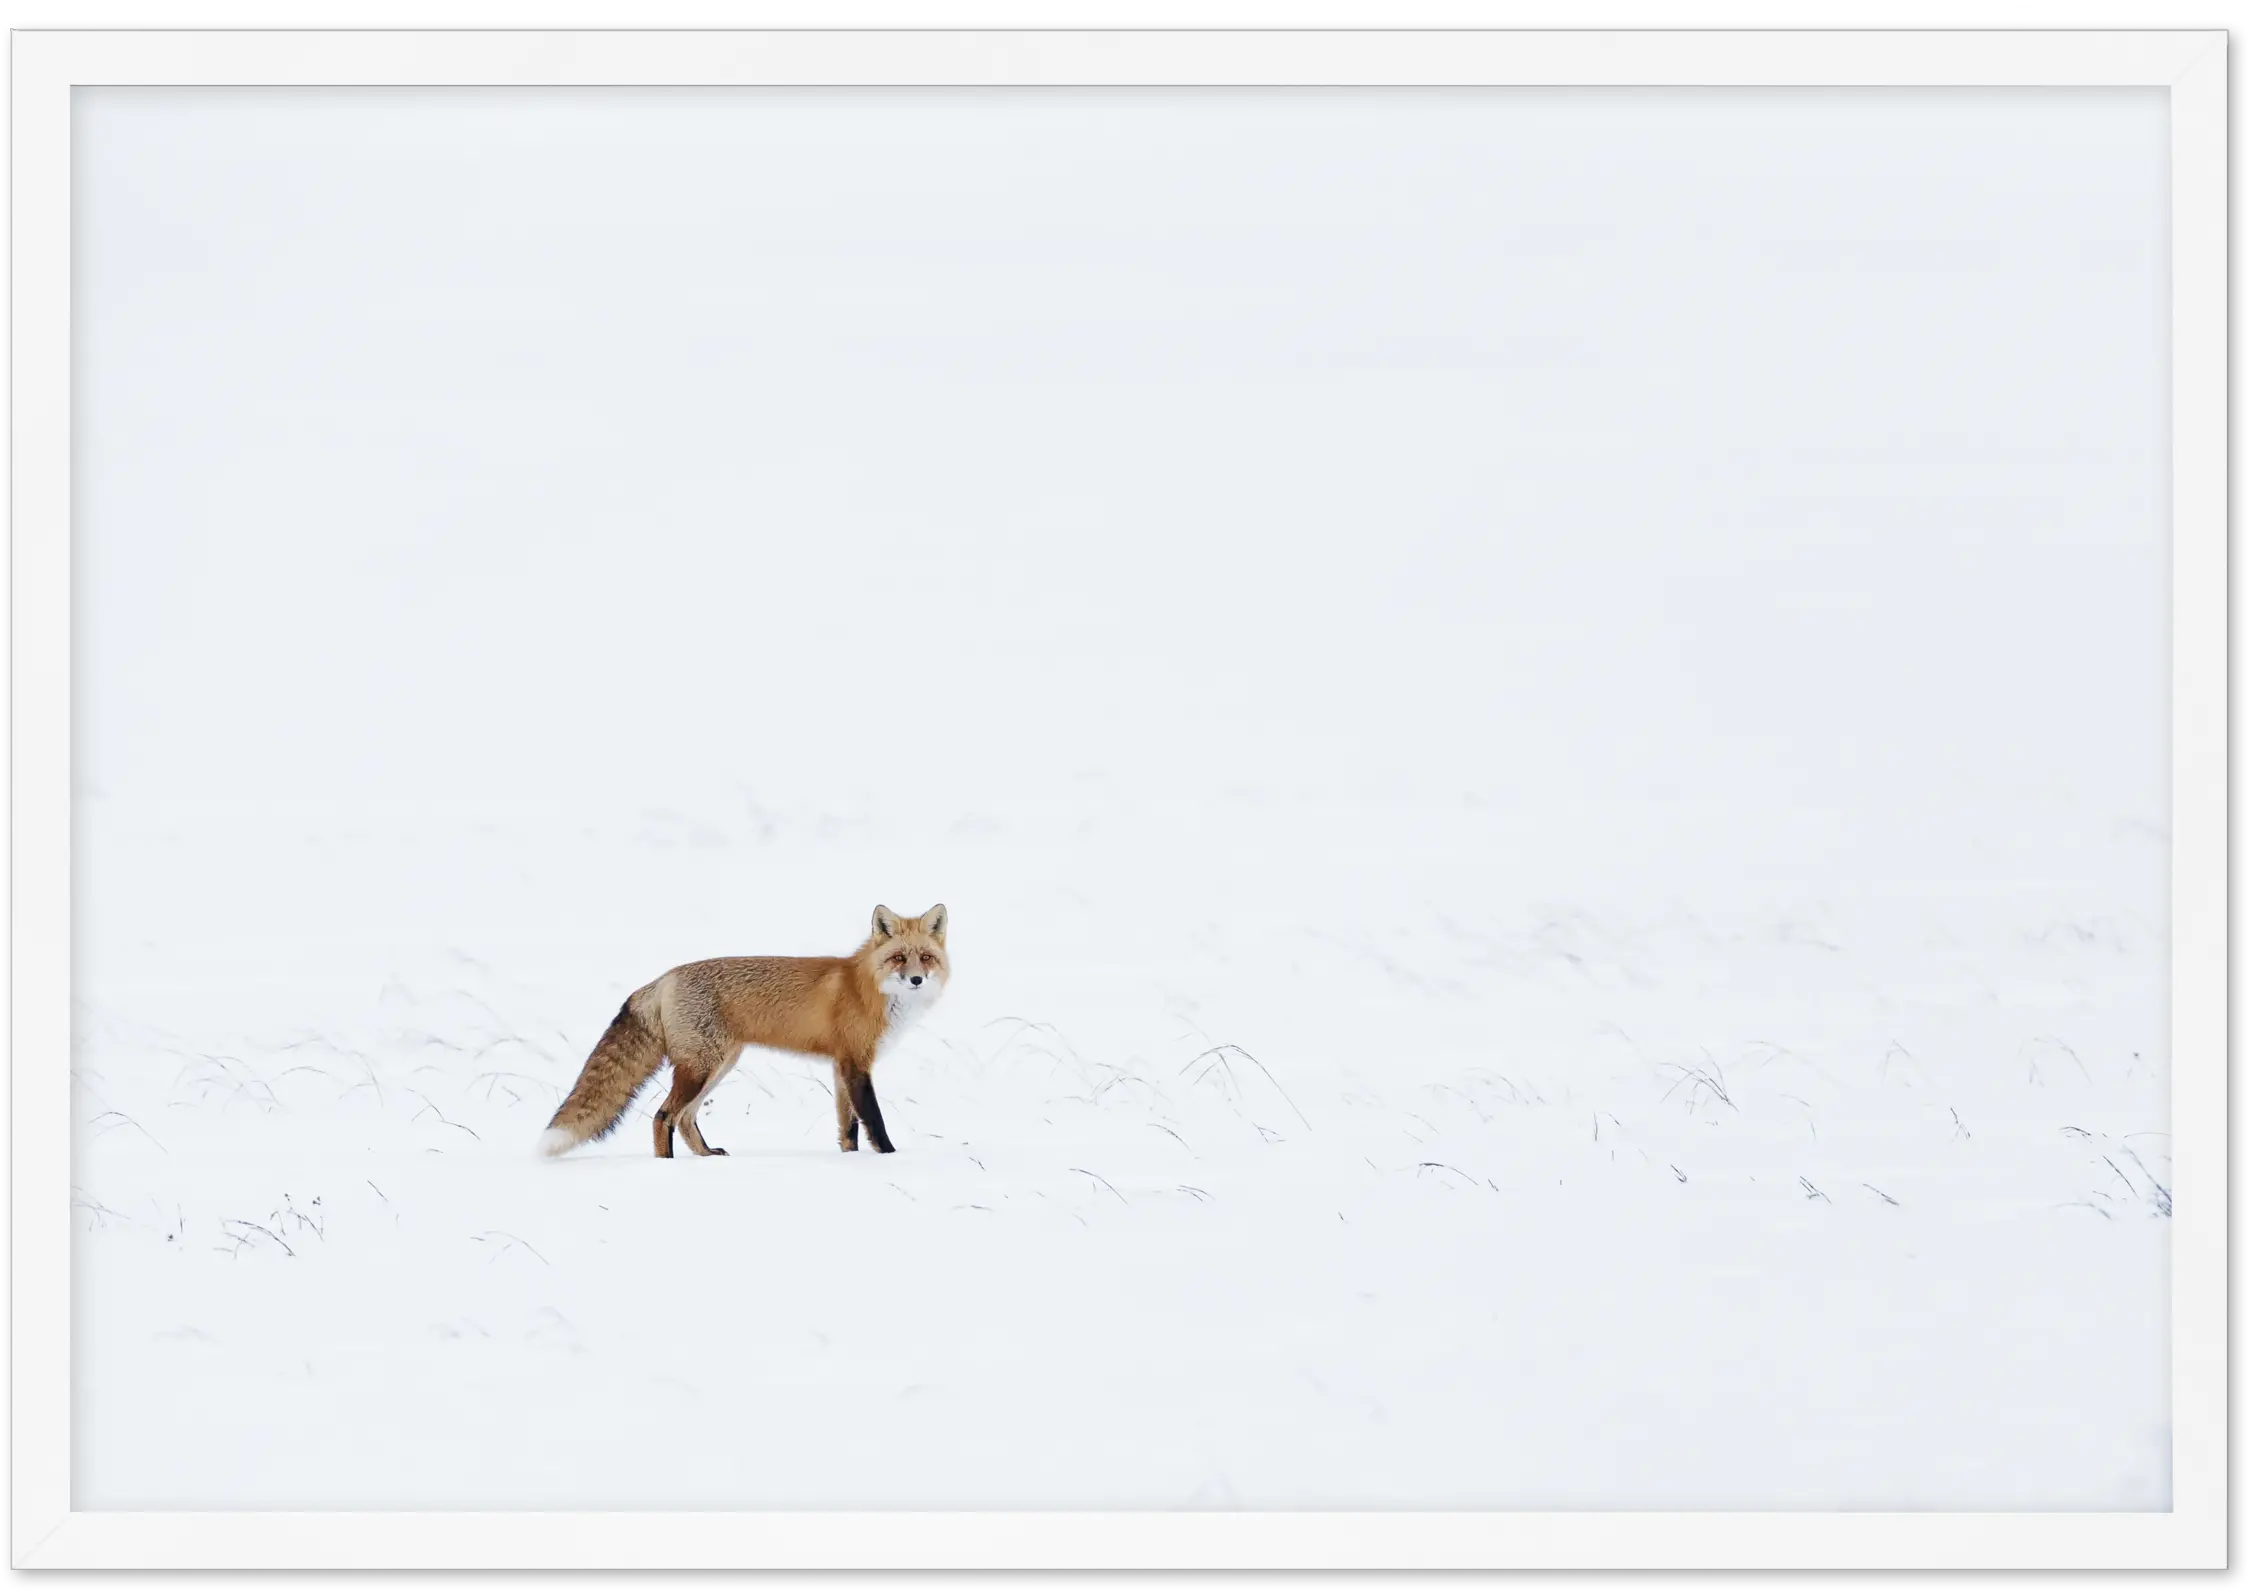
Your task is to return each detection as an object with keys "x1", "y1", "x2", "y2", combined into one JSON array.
[{"x1": 535, "y1": 1126, "x2": 579, "y2": 1159}]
